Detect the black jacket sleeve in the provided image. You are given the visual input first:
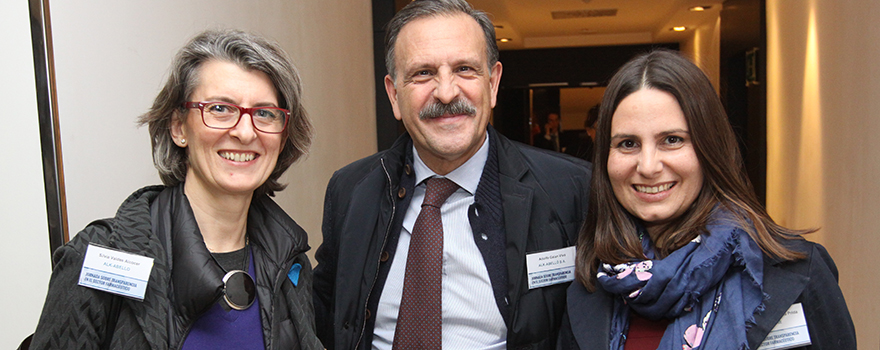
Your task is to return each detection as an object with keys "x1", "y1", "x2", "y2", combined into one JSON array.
[
  {"x1": 798, "y1": 243, "x2": 857, "y2": 349},
  {"x1": 313, "y1": 172, "x2": 341, "y2": 349}
]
